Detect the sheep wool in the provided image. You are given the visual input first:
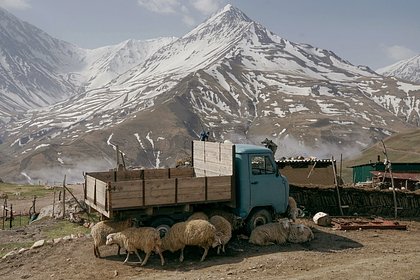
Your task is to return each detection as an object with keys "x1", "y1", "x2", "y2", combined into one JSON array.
[
  {"x1": 287, "y1": 223, "x2": 314, "y2": 243},
  {"x1": 187, "y1": 212, "x2": 209, "y2": 221},
  {"x1": 209, "y1": 215, "x2": 232, "y2": 254},
  {"x1": 249, "y1": 219, "x2": 291, "y2": 246},
  {"x1": 288, "y1": 196, "x2": 302, "y2": 222},
  {"x1": 91, "y1": 219, "x2": 132, "y2": 258},
  {"x1": 162, "y1": 219, "x2": 216, "y2": 262},
  {"x1": 106, "y1": 227, "x2": 164, "y2": 266}
]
